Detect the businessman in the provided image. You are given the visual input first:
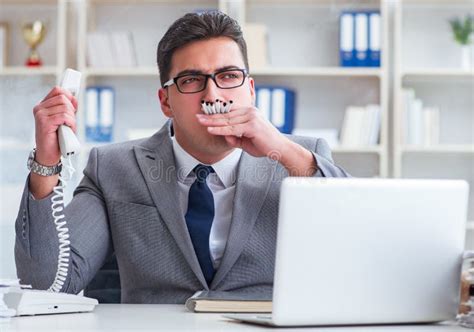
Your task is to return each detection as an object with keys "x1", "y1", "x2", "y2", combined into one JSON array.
[{"x1": 16, "y1": 10, "x2": 347, "y2": 303}]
